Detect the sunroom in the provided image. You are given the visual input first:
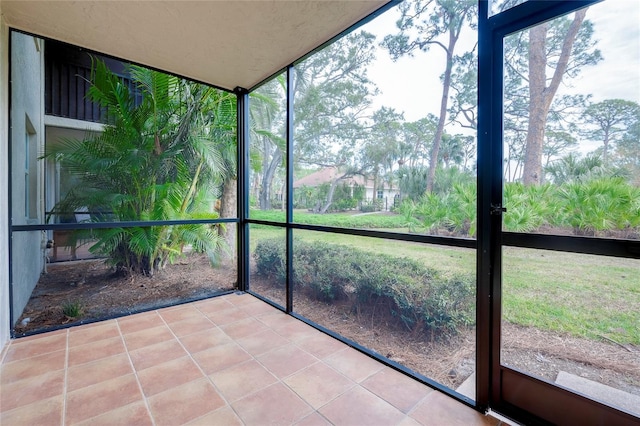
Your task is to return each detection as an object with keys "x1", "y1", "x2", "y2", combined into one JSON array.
[{"x1": 1, "y1": 1, "x2": 639, "y2": 425}]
